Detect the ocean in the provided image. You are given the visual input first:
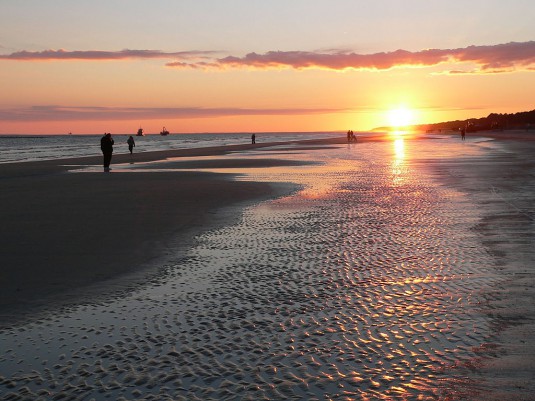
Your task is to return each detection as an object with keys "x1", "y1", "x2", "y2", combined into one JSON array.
[{"x1": 0, "y1": 132, "x2": 339, "y2": 163}]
